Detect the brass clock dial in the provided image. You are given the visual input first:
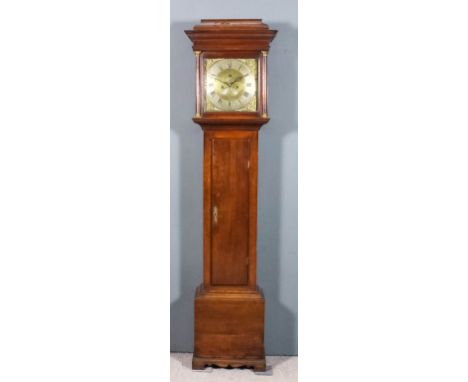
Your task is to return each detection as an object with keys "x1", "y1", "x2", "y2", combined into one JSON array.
[{"x1": 204, "y1": 58, "x2": 257, "y2": 112}]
